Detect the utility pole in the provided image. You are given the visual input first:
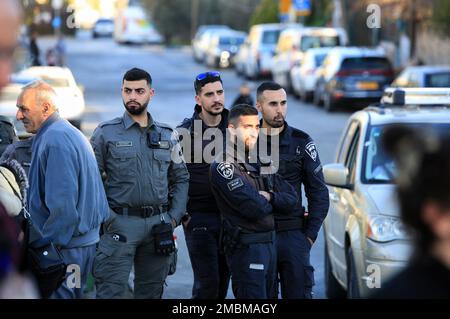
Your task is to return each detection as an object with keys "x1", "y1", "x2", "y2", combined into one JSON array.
[{"x1": 191, "y1": 0, "x2": 199, "y2": 39}]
